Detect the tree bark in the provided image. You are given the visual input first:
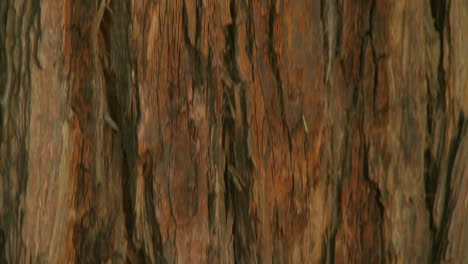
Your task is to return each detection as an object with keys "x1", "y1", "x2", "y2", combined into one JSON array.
[{"x1": 0, "y1": 0, "x2": 467, "y2": 263}]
